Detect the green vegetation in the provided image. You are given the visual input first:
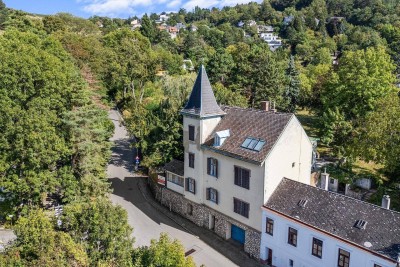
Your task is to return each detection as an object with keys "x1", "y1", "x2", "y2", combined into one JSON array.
[{"x1": 0, "y1": 0, "x2": 400, "y2": 264}]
